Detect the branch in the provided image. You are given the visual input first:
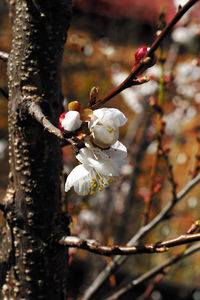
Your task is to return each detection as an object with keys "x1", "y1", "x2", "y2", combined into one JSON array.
[
  {"x1": 89, "y1": 0, "x2": 199, "y2": 110},
  {"x1": 82, "y1": 173, "x2": 200, "y2": 300},
  {"x1": 28, "y1": 102, "x2": 86, "y2": 153},
  {"x1": 105, "y1": 243, "x2": 200, "y2": 300},
  {"x1": 0, "y1": 51, "x2": 9, "y2": 62},
  {"x1": 59, "y1": 233, "x2": 200, "y2": 256},
  {"x1": 28, "y1": 102, "x2": 64, "y2": 139}
]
